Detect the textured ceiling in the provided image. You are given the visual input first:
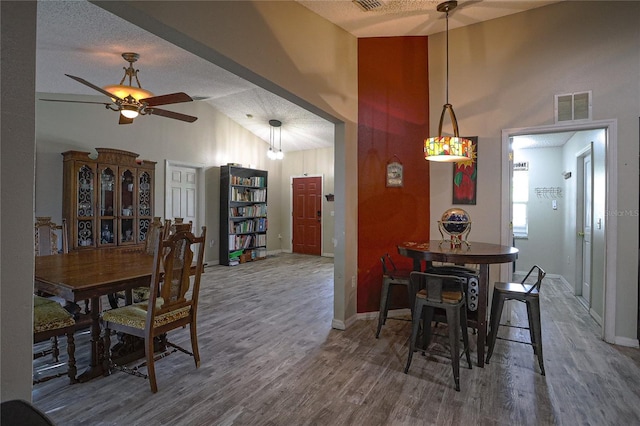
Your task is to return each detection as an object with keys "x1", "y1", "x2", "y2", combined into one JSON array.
[
  {"x1": 36, "y1": 1, "x2": 560, "y2": 152},
  {"x1": 298, "y1": 0, "x2": 559, "y2": 38},
  {"x1": 36, "y1": 1, "x2": 334, "y2": 152}
]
